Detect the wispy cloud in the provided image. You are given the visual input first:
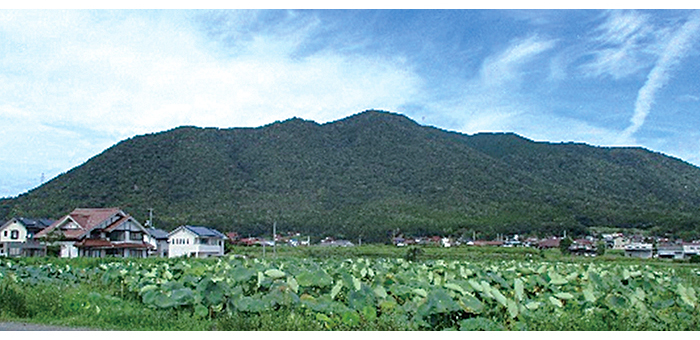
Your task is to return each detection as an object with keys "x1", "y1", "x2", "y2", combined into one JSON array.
[
  {"x1": 581, "y1": 10, "x2": 659, "y2": 79},
  {"x1": 479, "y1": 35, "x2": 556, "y2": 88},
  {"x1": 620, "y1": 10, "x2": 700, "y2": 142}
]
